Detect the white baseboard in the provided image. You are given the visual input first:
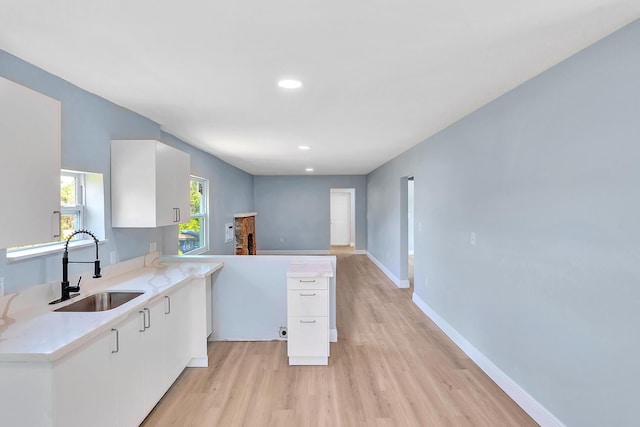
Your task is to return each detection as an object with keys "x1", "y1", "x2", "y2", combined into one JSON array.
[
  {"x1": 366, "y1": 252, "x2": 410, "y2": 288},
  {"x1": 187, "y1": 357, "x2": 208, "y2": 368},
  {"x1": 330, "y1": 329, "x2": 338, "y2": 342},
  {"x1": 257, "y1": 249, "x2": 331, "y2": 255},
  {"x1": 354, "y1": 249, "x2": 367, "y2": 255},
  {"x1": 411, "y1": 293, "x2": 565, "y2": 427}
]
